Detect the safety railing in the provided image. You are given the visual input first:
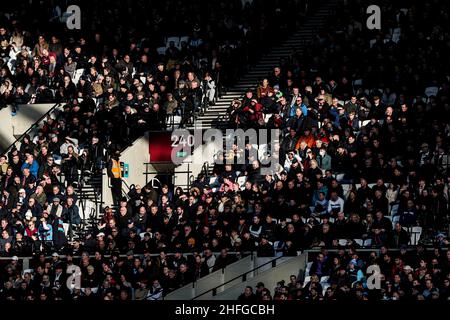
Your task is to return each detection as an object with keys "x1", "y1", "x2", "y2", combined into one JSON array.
[
  {"x1": 0, "y1": 251, "x2": 253, "y2": 273},
  {"x1": 1, "y1": 102, "x2": 62, "y2": 154},
  {"x1": 143, "y1": 162, "x2": 193, "y2": 191},
  {"x1": 191, "y1": 253, "x2": 289, "y2": 300}
]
